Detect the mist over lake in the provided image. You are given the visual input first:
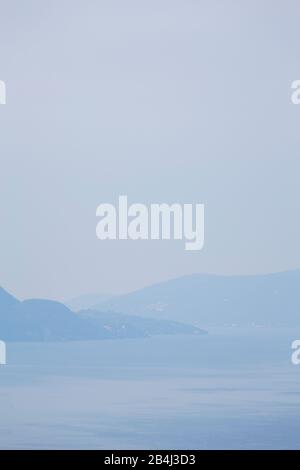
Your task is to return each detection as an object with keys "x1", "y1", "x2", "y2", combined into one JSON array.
[{"x1": 1, "y1": 328, "x2": 300, "y2": 449}]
